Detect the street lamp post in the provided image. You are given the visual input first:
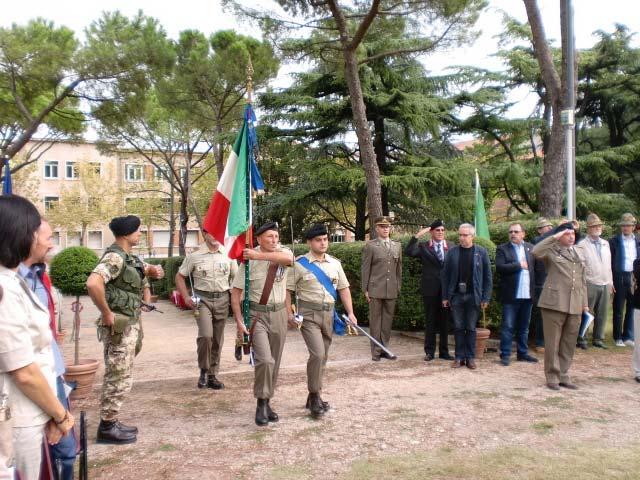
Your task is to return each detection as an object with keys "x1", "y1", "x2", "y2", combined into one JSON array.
[{"x1": 562, "y1": 0, "x2": 576, "y2": 220}]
